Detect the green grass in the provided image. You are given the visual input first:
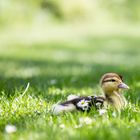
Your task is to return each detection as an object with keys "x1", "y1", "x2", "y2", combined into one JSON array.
[{"x1": 0, "y1": 27, "x2": 140, "y2": 140}]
